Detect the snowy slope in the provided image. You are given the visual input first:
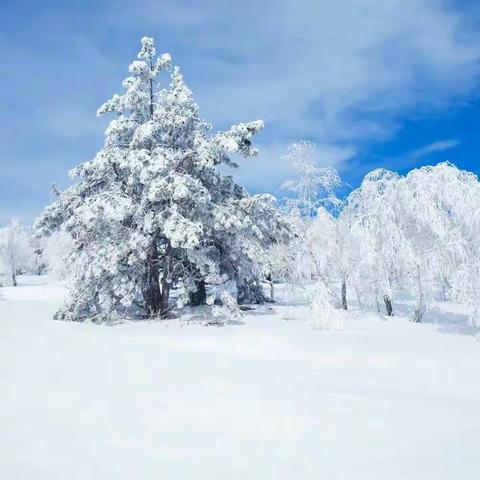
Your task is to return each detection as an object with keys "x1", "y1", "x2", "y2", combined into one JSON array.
[{"x1": 1, "y1": 276, "x2": 480, "y2": 480}]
